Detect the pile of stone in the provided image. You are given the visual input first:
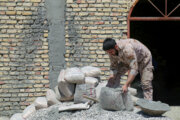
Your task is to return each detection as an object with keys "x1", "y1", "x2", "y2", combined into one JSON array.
[{"x1": 9, "y1": 66, "x2": 139, "y2": 120}]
